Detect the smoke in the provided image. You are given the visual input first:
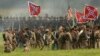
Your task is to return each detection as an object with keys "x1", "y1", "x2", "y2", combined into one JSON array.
[
  {"x1": 90, "y1": 0, "x2": 100, "y2": 7},
  {"x1": 0, "y1": 0, "x2": 99, "y2": 17}
]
